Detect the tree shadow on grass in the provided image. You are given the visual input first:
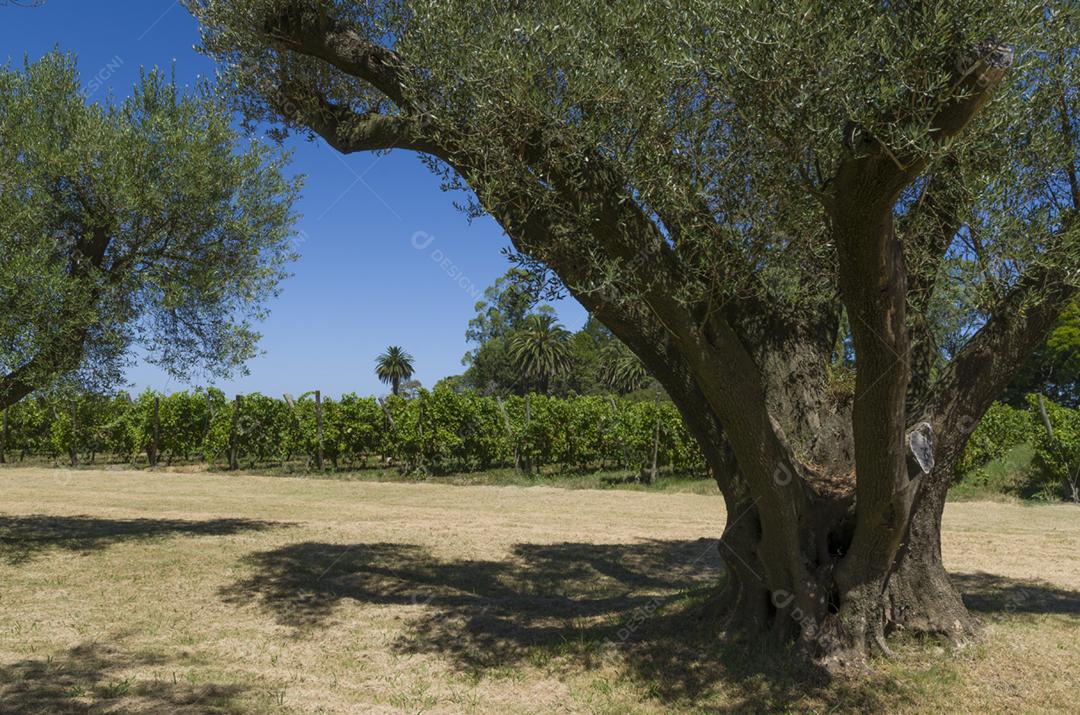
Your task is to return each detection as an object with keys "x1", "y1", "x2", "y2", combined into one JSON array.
[
  {"x1": 0, "y1": 514, "x2": 286, "y2": 565},
  {"x1": 954, "y1": 571, "x2": 1080, "y2": 617},
  {"x1": 0, "y1": 639, "x2": 247, "y2": 714},
  {"x1": 221, "y1": 538, "x2": 719, "y2": 638},
  {"x1": 221, "y1": 538, "x2": 929, "y2": 711}
]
